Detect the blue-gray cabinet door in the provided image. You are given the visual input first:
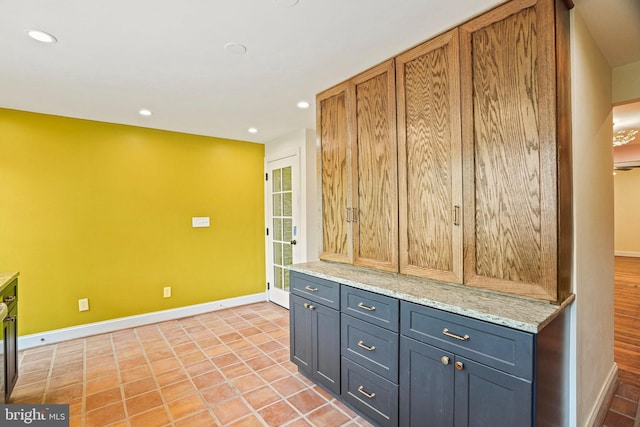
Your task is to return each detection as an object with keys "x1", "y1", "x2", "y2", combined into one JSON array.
[
  {"x1": 290, "y1": 294, "x2": 313, "y2": 373},
  {"x1": 400, "y1": 337, "x2": 454, "y2": 427},
  {"x1": 313, "y1": 301, "x2": 341, "y2": 394},
  {"x1": 454, "y1": 356, "x2": 532, "y2": 427},
  {"x1": 290, "y1": 293, "x2": 341, "y2": 395}
]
